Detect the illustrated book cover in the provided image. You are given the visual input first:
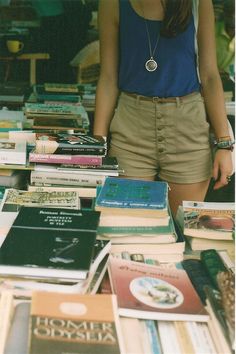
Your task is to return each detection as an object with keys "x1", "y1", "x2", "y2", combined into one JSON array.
[
  {"x1": 35, "y1": 132, "x2": 107, "y2": 155},
  {"x1": 28, "y1": 291, "x2": 124, "y2": 354},
  {"x1": 0, "y1": 207, "x2": 101, "y2": 281},
  {"x1": 177, "y1": 201, "x2": 235, "y2": 240},
  {"x1": 108, "y1": 257, "x2": 209, "y2": 322},
  {"x1": 0, "y1": 188, "x2": 80, "y2": 212},
  {"x1": 95, "y1": 177, "x2": 169, "y2": 218}
]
